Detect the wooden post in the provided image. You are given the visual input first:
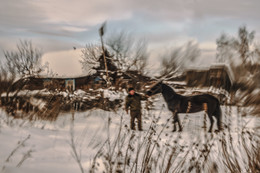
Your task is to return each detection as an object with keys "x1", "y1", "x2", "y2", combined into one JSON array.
[{"x1": 99, "y1": 22, "x2": 110, "y2": 86}]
